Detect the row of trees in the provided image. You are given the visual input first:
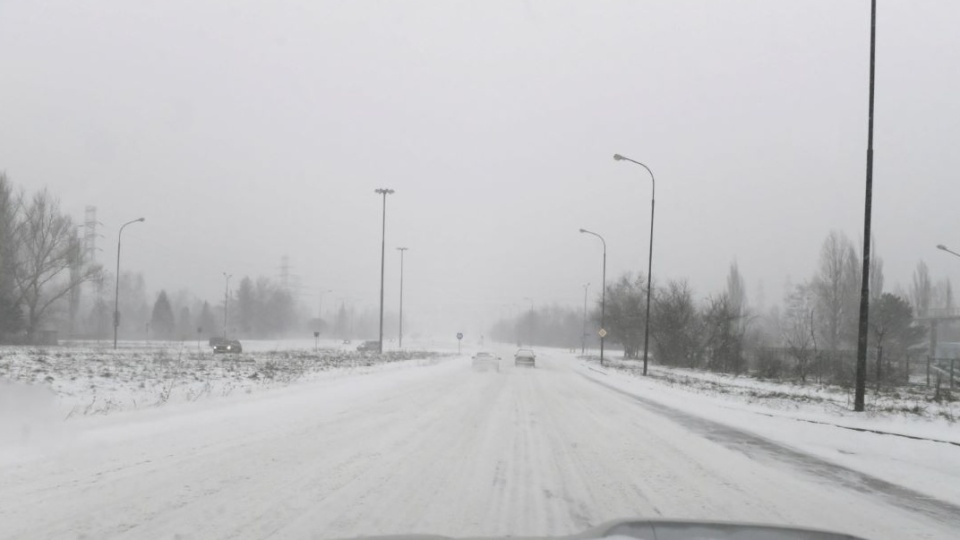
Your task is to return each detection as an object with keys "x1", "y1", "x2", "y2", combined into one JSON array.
[
  {"x1": 142, "y1": 277, "x2": 302, "y2": 341},
  {"x1": 489, "y1": 230, "x2": 936, "y2": 387},
  {"x1": 1, "y1": 173, "x2": 321, "y2": 344}
]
